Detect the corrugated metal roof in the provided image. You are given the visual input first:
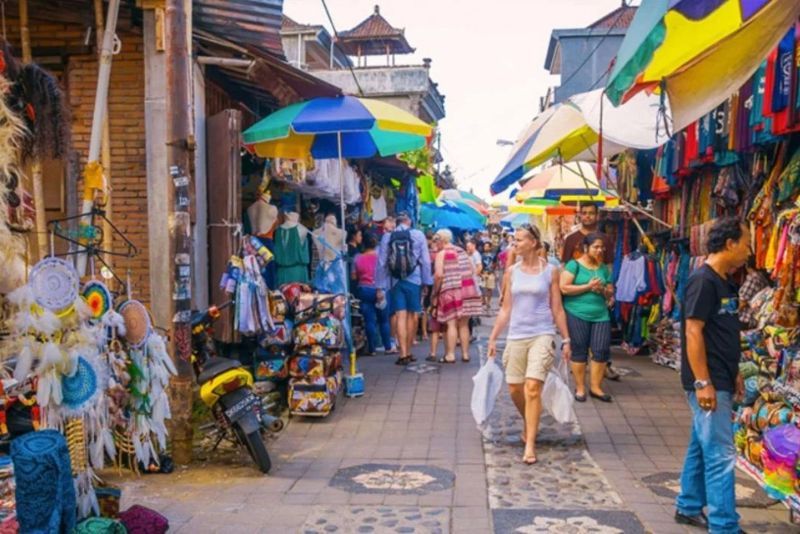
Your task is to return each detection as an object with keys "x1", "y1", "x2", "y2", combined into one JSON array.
[{"x1": 194, "y1": 0, "x2": 285, "y2": 59}]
